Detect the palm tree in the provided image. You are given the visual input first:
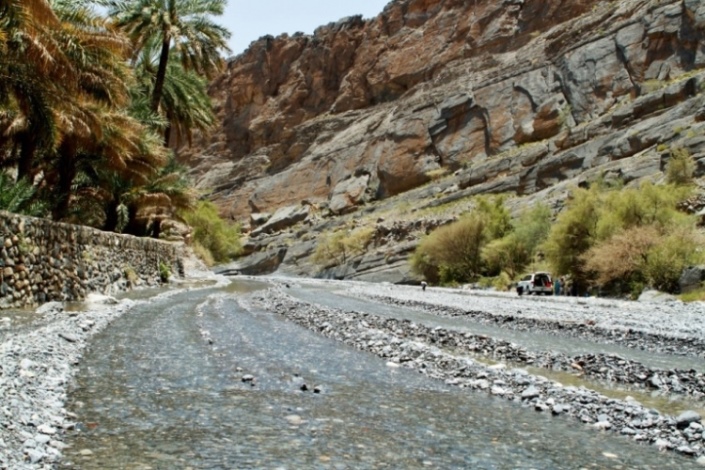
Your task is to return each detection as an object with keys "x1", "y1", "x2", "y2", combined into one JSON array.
[
  {"x1": 102, "y1": 0, "x2": 230, "y2": 114},
  {"x1": 0, "y1": 172, "x2": 47, "y2": 216},
  {"x1": 44, "y1": 0, "x2": 137, "y2": 220},
  {"x1": 132, "y1": 42, "x2": 216, "y2": 146},
  {"x1": 0, "y1": 0, "x2": 68, "y2": 181}
]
